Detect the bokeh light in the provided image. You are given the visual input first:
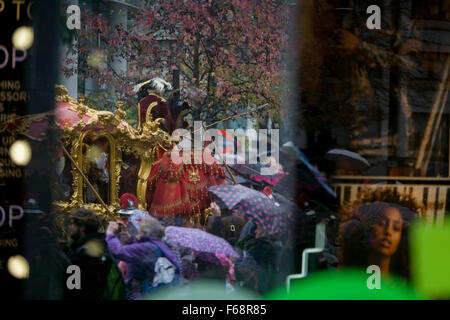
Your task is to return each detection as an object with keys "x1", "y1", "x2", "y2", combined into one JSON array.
[
  {"x1": 85, "y1": 240, "x2": 105, "y2": 258},
  {"x1": 87, "y1": 49, "x2": 106, "y2": 68},
  {"x1": 12, "y1": 26, "x2": 34, "y2": 50},
  {"x1": 7, "y1": 255, "x2": 30, "y2": 279},
  {"x1": 9, "y1": 140, "x2": 32, "y2": 166},
  {"x1": 86, "y1": 145, "x2": 102, "y2": 163}
]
